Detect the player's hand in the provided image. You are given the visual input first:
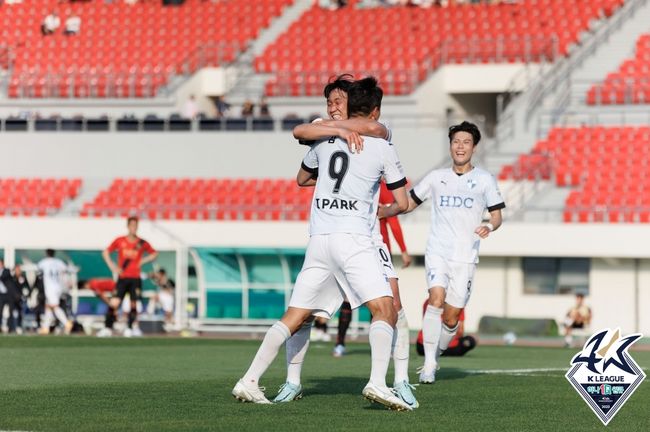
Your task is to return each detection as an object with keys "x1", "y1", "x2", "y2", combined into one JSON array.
[
  {"x1": 401, "y1": 252, "x2": 412, "y2": 268},
  {"x1": 338, "y1": 128, "x2": 364, "y2": 153},
  {"x1": 377, "y1": 203, "x2": 390, "y2": 219},
  {"x1": 110, "y1": 263, "x2": 121, "y2": 275},
  {"x1": 475, "y1": 225, "x2": 492, "y2": 239}
]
